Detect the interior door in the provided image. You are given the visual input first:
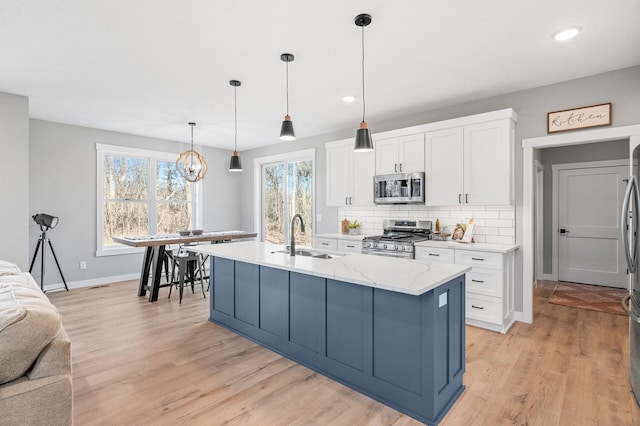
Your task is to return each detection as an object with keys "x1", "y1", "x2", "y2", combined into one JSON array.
[{"x1": 558, "y1": 165, "x2": 628, "y2": 288}]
